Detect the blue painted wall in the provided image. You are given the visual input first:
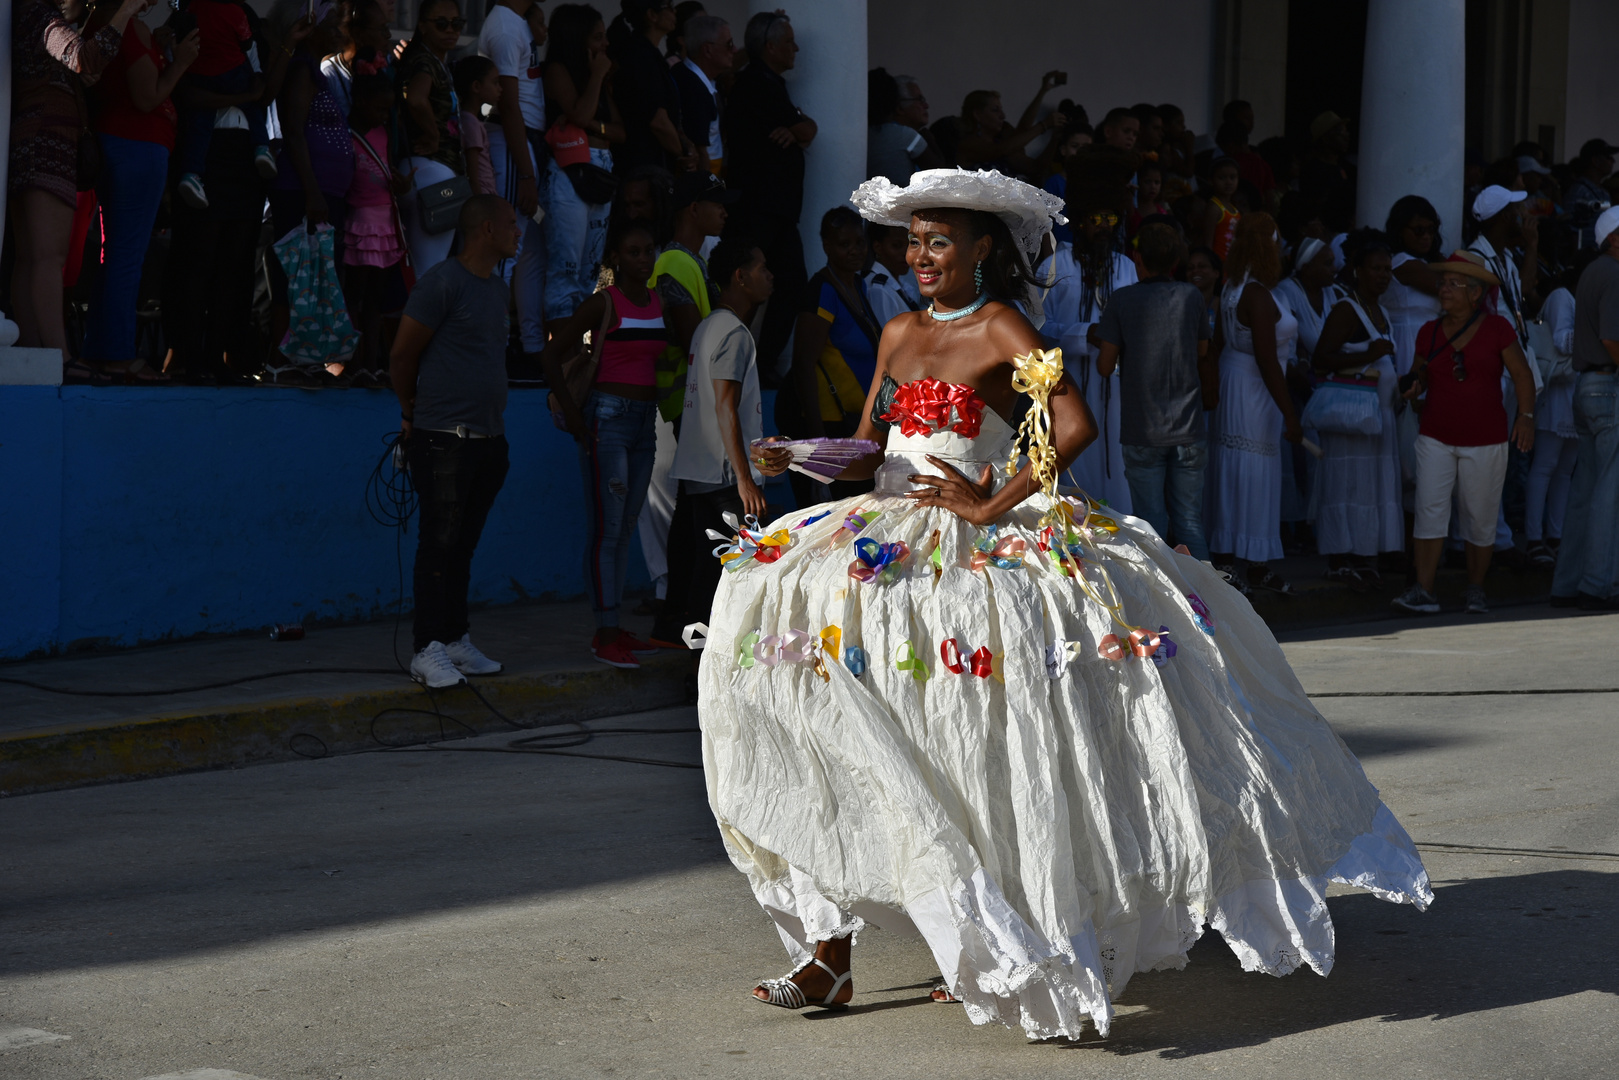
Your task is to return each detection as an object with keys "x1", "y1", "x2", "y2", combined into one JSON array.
[{"x1": 1, "y1": 386, "x2": 788, "y2": 658}]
